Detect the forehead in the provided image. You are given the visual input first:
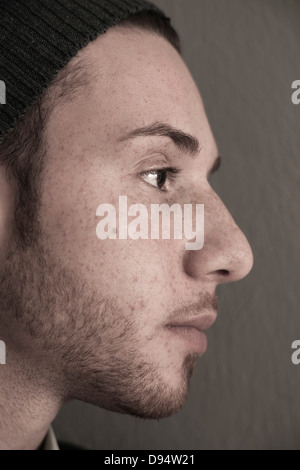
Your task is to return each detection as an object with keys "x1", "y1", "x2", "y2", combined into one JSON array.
[
  {"x1": 47, "y1": 28, "x2": 217, "y2": 157},
  {"x1": 85, "y1": 29, "x2": 210, "y2": 132}
]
